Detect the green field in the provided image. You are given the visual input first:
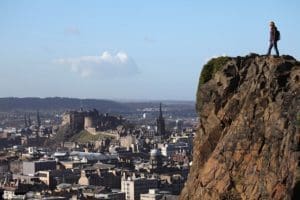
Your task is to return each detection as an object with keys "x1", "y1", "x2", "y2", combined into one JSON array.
[{"x1": 69, "y1": 130, "x2": 116, "y2": 143}]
